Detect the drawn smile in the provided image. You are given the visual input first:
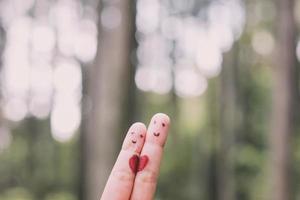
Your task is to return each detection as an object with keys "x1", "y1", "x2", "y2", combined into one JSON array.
[
  {"x1": 153, "y1": 132, "x2": 160, "y2": 137},
  {"x1": 132, "y1": 140, "x2": 137, "y2": 144}
]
